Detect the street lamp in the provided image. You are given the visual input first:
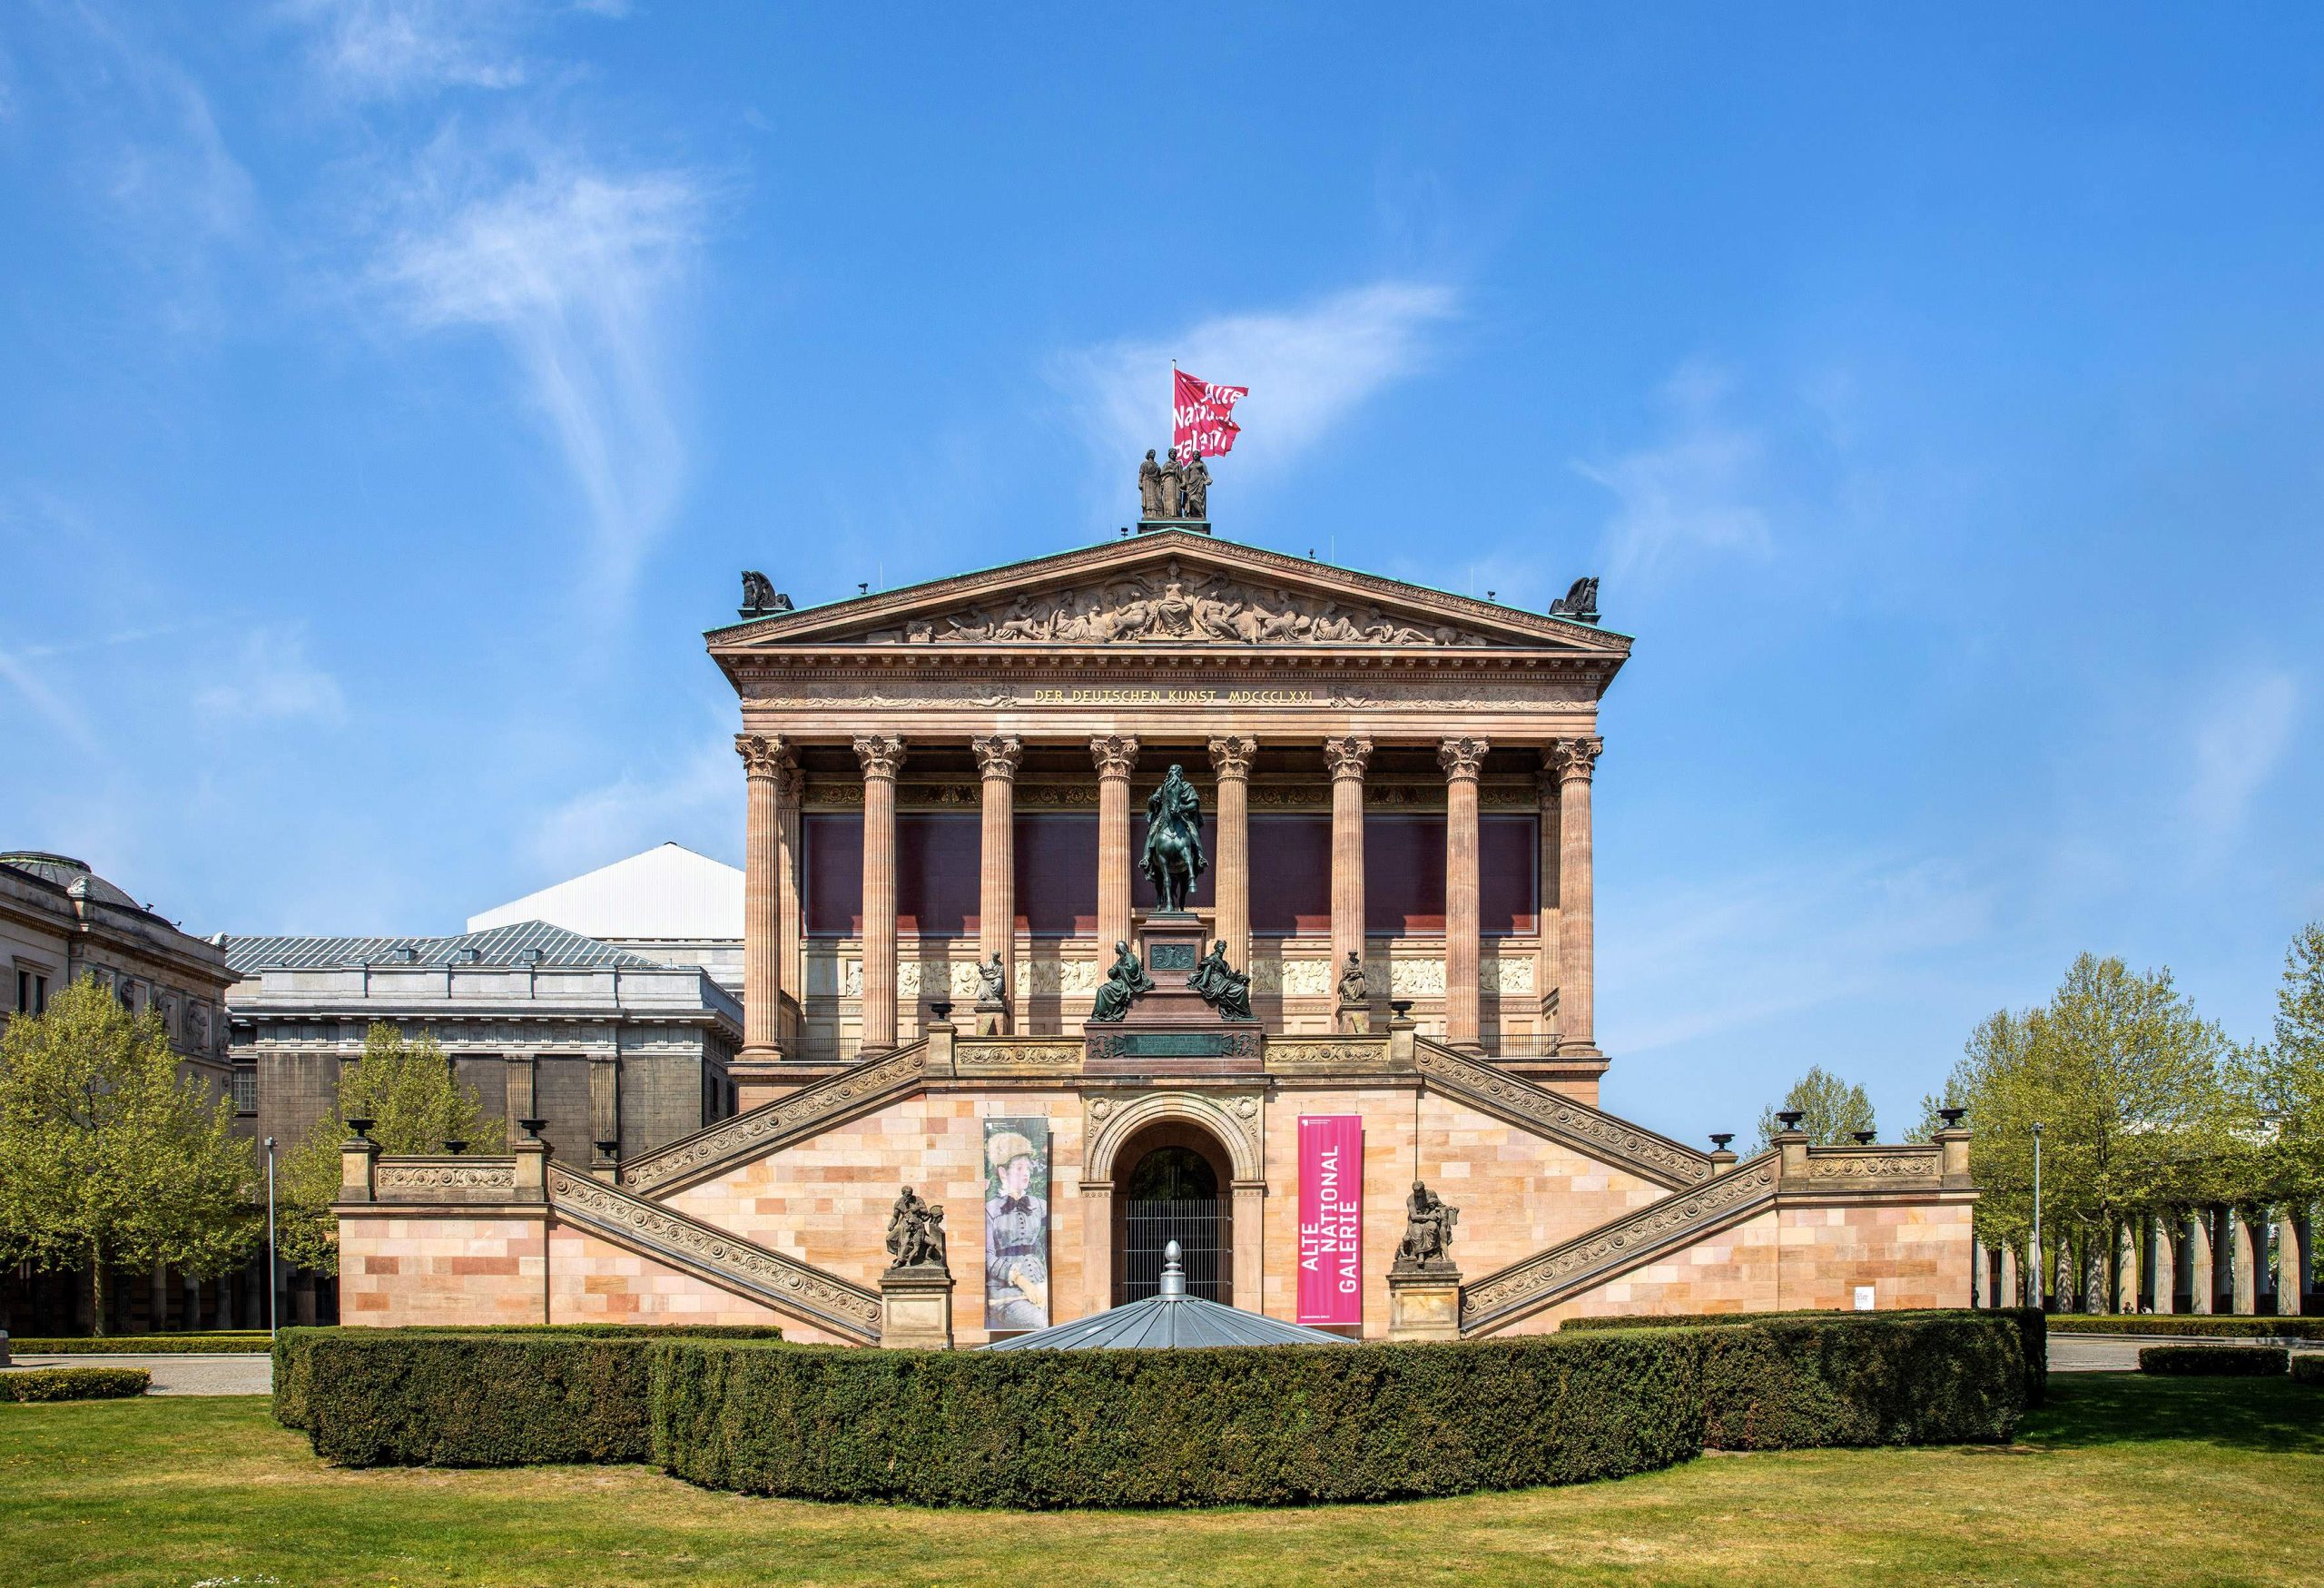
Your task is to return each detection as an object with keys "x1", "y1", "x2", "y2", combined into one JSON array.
[
  {"x1": 2031, "y1": 1120, "x2": 2044, "y2": 1312},
  {"x1": 264, "y1": 1136, "x2": 278, "y2": 1339}
]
